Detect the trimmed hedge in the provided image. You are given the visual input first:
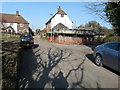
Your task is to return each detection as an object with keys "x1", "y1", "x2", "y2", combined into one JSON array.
[
  {"x1": 2, "y1": 42, "x2": 19, "y2": 89},
  {"x1": 103, "y1": 36, "x2": 120, "y2": 42}
]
